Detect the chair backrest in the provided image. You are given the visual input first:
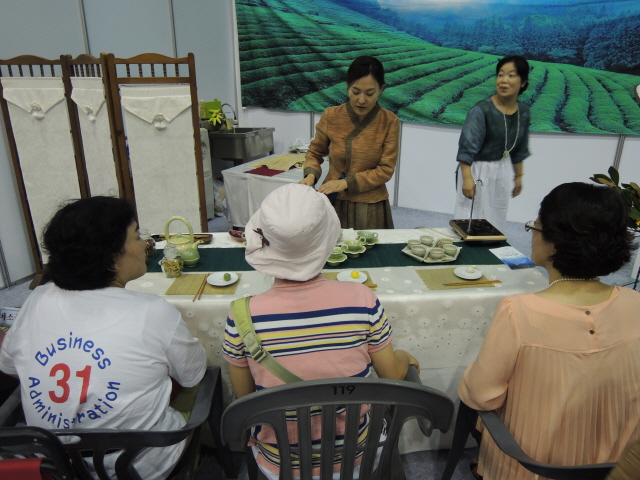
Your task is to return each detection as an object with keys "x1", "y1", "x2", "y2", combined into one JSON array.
[
  {"x1": 48, "y1": 367, "x2": 217, "y2": 480},
  {"x1": 440, "y1": 401, "x2": 615, "y2": 480},
  {"x1": 606, "y1": 439, "x2": 640, "y2": 480},
  {"x1": 222, "y1": 376, "x2": 454, "y2": 480},
  {"x1": 0, "y1": 368, "x2": 219, "y2": 480},
  {"x1": 0, "y1": 426, "x2": 77, "y2": 480},
  {"x1": 478, "y1": 407, "x2": 615, "y2": 480}
]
